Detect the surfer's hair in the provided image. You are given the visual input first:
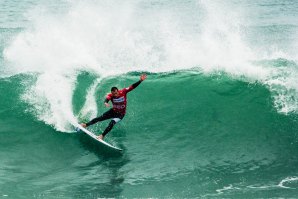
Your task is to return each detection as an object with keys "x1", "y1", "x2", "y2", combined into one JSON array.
[{"x1": 111, "y1": 87, "x2": 118, "y2": 92}]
